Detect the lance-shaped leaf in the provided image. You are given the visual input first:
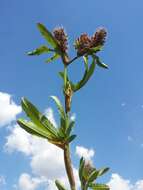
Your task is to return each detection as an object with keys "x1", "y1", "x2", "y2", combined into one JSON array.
[
  {"x1": 87, "y1": 169, "x2": 99, "y2": 183},
  {"x1": 37, "y1": 23, "x2": 58, "y2": 49},
  {"x1": 83, "y1": 56, "x2": 88, "y2": 71},
  {"x1": 89, "y1": 45, "x2": 103, "y2": 54},
  {"x1": 79, "y1": 157, "x2": 85, "y2": 182},
  {"x1": 97, "y1": 167, "x2": 110, "y2": 177},
  {"x1": 55, "y1": 180, "x2": 67, "y2": 190},
  {"x1": 45, "y1": 53, "x2": 60, "y2": 63},
  {"x1": 50, "y1": 96, "x2": 66, "y2": 119},
  {"x1": 27, "y1": 46, "x2": 50, "y2": 56},
  {"x1": 17, "y1": 119, "x2": 54, "y2": 140},
  {"x1": 66, "y1": 134, "x2": 76, "y2": 143},
  {"x1": 95, "y1": 55, "x2": 108, "y2": 69},
  {"x1": 72, "y1": 57, "x2": 96, "y2": 92},
  {"x1": 21, "y1": 97, "x2": 59, "y2": 139},
  {"x1": 65, "y1": 120, "x2": 75, "y2": 136},
  {"x1": 89, "y1": 183, "x2": 110, "y2": 190}
]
